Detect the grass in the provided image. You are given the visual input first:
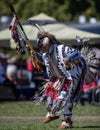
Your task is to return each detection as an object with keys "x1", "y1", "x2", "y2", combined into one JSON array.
[
  {"x1": 0, "y1": 101, "x2": 46, "y2": 116},
  {"x1": 0, "y1": 101, "x2": 100, "y2": 130},
  {"x1": 0, "y1": 121, "x2": 99, "y2": 130}
]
